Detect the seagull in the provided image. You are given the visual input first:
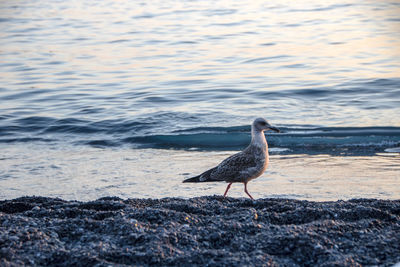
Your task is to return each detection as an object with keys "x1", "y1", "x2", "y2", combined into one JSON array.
[{"x1": 183, "y1": 118, "x2": 280, "y2": 199}]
